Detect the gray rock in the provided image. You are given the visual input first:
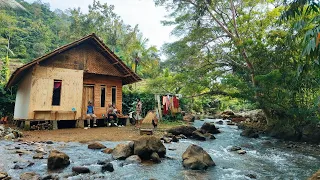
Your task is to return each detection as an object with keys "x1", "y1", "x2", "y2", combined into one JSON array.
[
  {"x1": 167, "y1": 126, "x2": 197, "y2": 137},
  {"x1": 101, "y1": 163, "x2": 114, "y2": 173},
  {"x1": 0, "y1": 172, "x2": 8, "y2": 179},
  {"x1": 41, "y1": 174, "x2": 59, "y2": 180},
  {"x1": 13, "y1": 164, "x2": 23, "y2": 169},
  {"x1": 240, "y1": 129, "x2": 259, "y2": 138},
  {"x1": 192, "y1": 130, "x2": 206, "y2": 141},
  {"x1": 4, "y1": 133, "x2": 15, "y2": 140},
  {"x1": 183, "y1": 114, "x2": 195, "y2": 122},
  {"x1": 200, "y1": 123, "x2": 221, "y2": 134},
  {"x1": 72, "y1": 166, "x2": 90, "y2": 174},
  {"x1": 216, "y1": 120, "x2": 223, "y2": 125},
  {"x1": 33, "y1": 153, "x2": 44, "y2": 159},
  {"x1": 230, "y1": 146, "x2": 241, "y2": 151},
  {"x1": 182, "y1": 144, "x2": 215, "y2": 170},
  {"x1": 246, "y1": 174, "x2": 257, "y2": 179},
  {"x1": 128, "y1": 141, "x2": 134, "y2": 149},
  {"x1": 47, "y1": 150, "x2": 70, "y2": 170},
  {"x1": 20, "y1": 172, "x2": 40, "y2": 180},
  {"x1": 35, "y1": 148, "x2": 46, "y2": 154},
  {"x1": 102, "y1": 148, "x2": 113, "y2": 154},
  {"x1": 112, "y1": 143, "x2": 132, "y2": 160},
  {"x1": 178, "y1": 134, "x2": 187, "y2": 139},
  {"x1": 133, "y1": 136, "x2": 166, "y2": 160},
  {"x1": 124, "y1": 155, "x2": 142, "y2": 165},
  {"x1": 237, "y1": 150, "x2": 246, "y2": 154},
  {"x1": 172, "y1": 136, "x2": 179, "y2": 142},
  {"x1": 163, "y1": 137, "x2": 171, "y2": 143},
  {"x1": 46, "y1": 141, "x2": 54, "y2": 144},
  {"x1": 150, "y1": 152, "x2": 161, "y2": 163}
]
